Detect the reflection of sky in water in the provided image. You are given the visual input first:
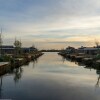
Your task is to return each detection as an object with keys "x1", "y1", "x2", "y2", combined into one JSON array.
[{"x1": 0, "y1": 52, "x2": 100, "y2": 100}]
